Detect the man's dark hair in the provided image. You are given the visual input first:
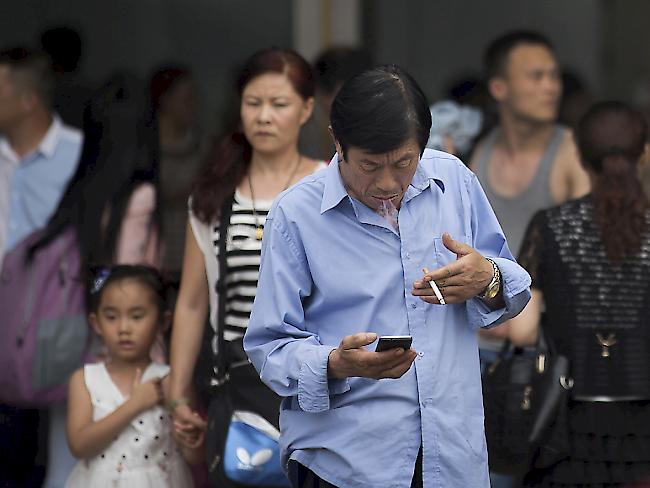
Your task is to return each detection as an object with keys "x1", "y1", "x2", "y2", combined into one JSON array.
[
  {"x1": 313, "y1": 47, "x2": 373, "y2": 94},
  {"x1": 40, "y1": 26, "x2": 82, "y2": 73},
  {"x1": 484, "y1": 30, "x2": 555, "y2": 80},
  {"x1": 330, "y1": 64, "x2": 431, "y2": 158},
  {"x1": 0, "y1": 47, "x2": 54, "y2": 107}
]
